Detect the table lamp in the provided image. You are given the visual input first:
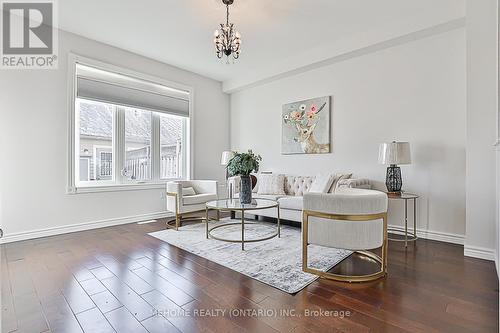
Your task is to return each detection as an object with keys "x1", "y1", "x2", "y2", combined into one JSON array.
[
  {"x1": 220, "y1": 150, "x2": 235, "y2": 180},
  {"x1": 378, "y1": 141, "x2": 411, "y2": 194}
]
